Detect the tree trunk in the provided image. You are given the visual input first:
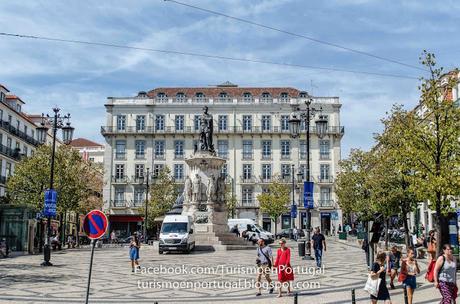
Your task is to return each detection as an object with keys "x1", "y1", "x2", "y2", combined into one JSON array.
[
  {"x1": 402, "y1": 212, "x2": 411, "y2": 250},
  {"x1": 385, "y1": 217, "x2": 390, "y2": 250},
  {"x1": 435, "y1": 192, "x2": 449, "y2": 257},
  {"x1": 272, "y1": 217, "x2": 278, "y2": 235},
  {"x1": 76, "y1": 215, "x2": 80, "y2": 247}
]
